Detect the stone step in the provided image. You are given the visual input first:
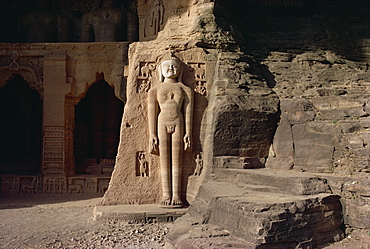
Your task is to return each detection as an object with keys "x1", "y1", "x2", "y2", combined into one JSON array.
[
  {"x1": 213, "y1": 168, "x2": 332, "y2": 195},
  {"x1": 188, "y1": 180, "x2": 344, "y2": 248},
  {"x1": 93, "y1": 204, "x2": 187, "y2": 223}
]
